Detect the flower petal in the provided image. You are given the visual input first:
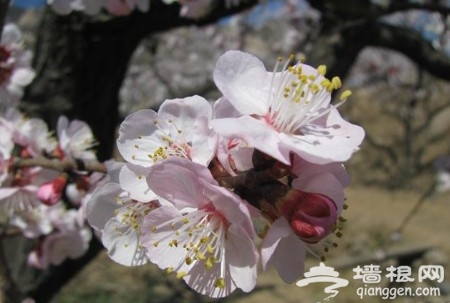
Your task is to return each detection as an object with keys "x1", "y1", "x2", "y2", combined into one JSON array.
[
  {"x1": 261, "y1": 217, "x2": 306, "y2": 283},
  {"x1": 212, "y1": 116, "x2": 291, "y2": 164},
  {"x1": 214, "y1": 51, "x2": 270, "y2": 116},
  {"x1": 102, "y1": 218, "x2": 148, "y2": 266},
  {"x1": 119, "y1": 164, "x2": 157, "y2": 202}
]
